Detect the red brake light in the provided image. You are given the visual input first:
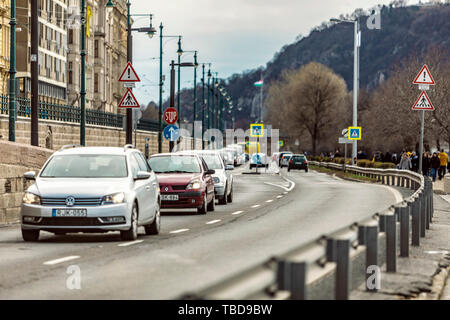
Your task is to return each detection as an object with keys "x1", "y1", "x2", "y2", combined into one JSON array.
[{"x1": 289, "y1": 160, "x2": 293, "y2": 164}]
